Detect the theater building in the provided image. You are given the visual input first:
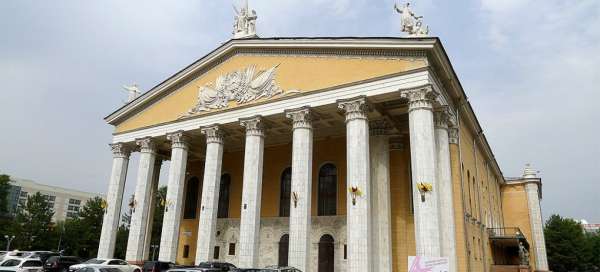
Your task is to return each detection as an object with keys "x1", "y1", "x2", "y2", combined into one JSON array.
[{"x1": 97, "y1": 6, "x2": 549, "y2": 272}]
